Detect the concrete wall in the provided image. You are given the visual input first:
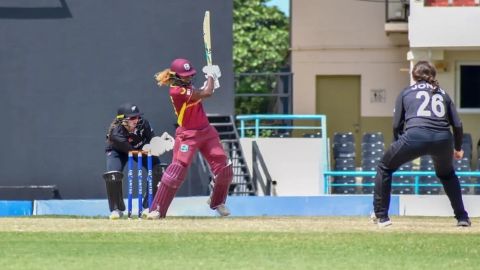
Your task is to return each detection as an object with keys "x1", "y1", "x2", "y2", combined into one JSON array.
[
  {"x1": 24, "y1": 195, "x2": 480, "y2": 217},
  {"x1": 409, "y1": 1, "x2": 480, "y2": 48},
  {"x1": 0, "y1": 0, "x2": 233, "y2": 199},
  {"x1": 240, "y1": 138, "x2": 327, "y2": 195},
  {"x1": 291, "y1": 0, "x2": 480, "y2": 167},
  {"x1": 291, "y1": 0, "x2": 410, "y2": 117}
]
